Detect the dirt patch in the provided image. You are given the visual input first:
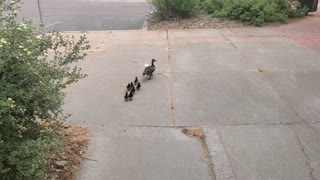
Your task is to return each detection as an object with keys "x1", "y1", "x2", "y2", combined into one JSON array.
[
  {"x1": 257, "y1": 68, "x2": 264, "y2": 73},
  {"x1": 48, "y1": 124, "x2": 89, "y2": 180},
  {"x1": 182, "y1": 127, "x2": 204, "y2": 139},
  {"x1": 182, "y1": 127, "x2": 208, "y2": 160},
  {"x1": 182, "y1": 127, "x2": 215, "y2": 179},
  {"x1": 147, "y1": 12, "x2": 312, "y2": 30},
  {"x1": 147, "y1": 14, "x2": 249, "y2": 30}
]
